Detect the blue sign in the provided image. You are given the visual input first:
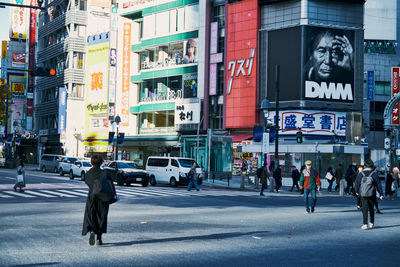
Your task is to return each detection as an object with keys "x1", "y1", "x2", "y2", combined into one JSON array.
[
  {"x1": 58, "y1": 87, "x2": 67, "y2": 134},
  {"x1": 367, "y1": 71, "x2": 374, "y2": 100}
]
